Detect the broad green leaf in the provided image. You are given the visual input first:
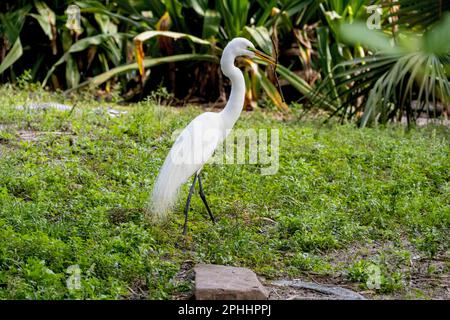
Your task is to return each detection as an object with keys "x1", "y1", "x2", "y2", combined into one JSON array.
[
  {"x1": 0, "y1": 38, "x2": 23, "y2": 74},
  {"x1": 0, "y1": 5, "x2": 31, "y2": 44},
  {"x1": 283, "y1": 0, "x2": 315, "y2": 17},
  {"x1": 134, "y1": 30, "x2": 213, "y2": 77},
  {"x1": 255, "y1": 0, "x2": 277, "y2": 26},
  {"x1": 43, "y1": 33, "x2": 130, "y2": 86},
  {"x1": 65, "y1": 55, "x2": 80, "y2": 88},
  {"x1": 32, "y1": 0, "x2": 56, "y2": 40},
  {"x1": 202, "y1": 10, "x2": 221, "y2": 39},
  {"x1": 187, "y1": 0, "x2": 209, "y2": 16},
  {"x1": 102, "y1": 39, "x2": 122, "y2": 66},
  {"x1": 257, "y1": 70, "x2": 288, "y2": 111},
  {"x1": 94, "y1": 13, "x2": 117, "y2": 34},
  {"x1": 244, "y1": 26, "x2": 273, "y2": 55},
  {"x1": 76, "y1": 4, "x2": 148, "y2": 30},
  {"x1": 164, "y1": 0, "x2": 188, "y2": 32},
  {"x1": 216, "y1": 0, "x2": 249, "y2": 39},
  {"x1": 275, "y1": 64, "x2": 313, "y2": 96},
  {"x1": 71, "y1": 34, "x2": 126, "y2": 52},
  {"x1": 339, "y1": 23, "x2": 399, "y2": 54},
  {"x1": 29, "y1": 13, "x2": 53, "y2": 40},
  {"x1": 383, "y1": 0, "x2": 447, "y2": 31},
  {"x1": 66, "y1": 54, "x2": 219, "y2": 91},
  {"x1": 134, "y1": 30, "x2": 211, "y2": 46},
  {"x1": 276, "y1": 64, "x2": 337, "y2": 111},
  {"x1": 317, "y1": 26, "x2": 340, "y2": 105},
  {"x1": 423, "y1": 13, "x2": 450, "y2": 55},
  {"x1": 34, "y1": 0, "x2": 55, "y2": 24}
]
